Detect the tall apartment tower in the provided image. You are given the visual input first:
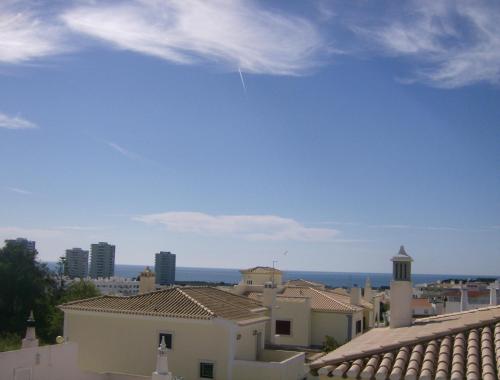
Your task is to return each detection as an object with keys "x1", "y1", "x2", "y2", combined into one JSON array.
[
  {"x1": 5, "y1": 238, "x2": 37, "y2": 254},
  {"x1": 90, "y1": 242, "x2": 115, "y2": 278},
  {"x1": 155, "y1": 251, "x2": 176, "y2": 285},
  {"x1": 65, "y1": 248, "x2": 89, "y2": 278},
  {"x1": 389, "y1": 245, "x2": 413, "y2": 328}
]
